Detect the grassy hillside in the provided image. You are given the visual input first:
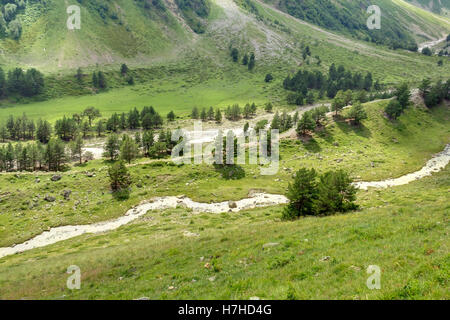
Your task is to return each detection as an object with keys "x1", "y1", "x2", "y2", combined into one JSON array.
[
  {"x1": 262, "y1": 0, "x2": 450, "y2": 47},
  {"x1": 0, "y1": 100, "x2": 448, "y2": 247},
  {"x1": 0, "y1": 156, "x2": 448, "y2": 299},
  {"x1": 405, "y1": 0, "x2": 450, "y2": 16},
  {"x1": 0, "y1": 0, "x2": 190, "y2": 70}
]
